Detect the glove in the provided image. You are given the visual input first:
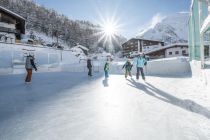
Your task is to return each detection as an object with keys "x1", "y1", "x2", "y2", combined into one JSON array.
[{"x1": 35, "y1": 68, "x2": 37, "y2": 71}]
